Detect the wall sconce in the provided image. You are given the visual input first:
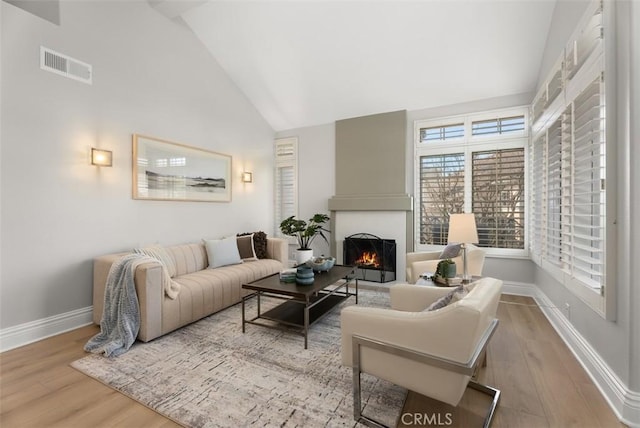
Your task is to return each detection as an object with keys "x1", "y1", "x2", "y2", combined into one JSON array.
[
  {"x1": 91, "y1": 148, "x2": 112, "y2": 167},
  {"x1": 242, "y1": 172, "x2": 253, "y2": 183}
]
